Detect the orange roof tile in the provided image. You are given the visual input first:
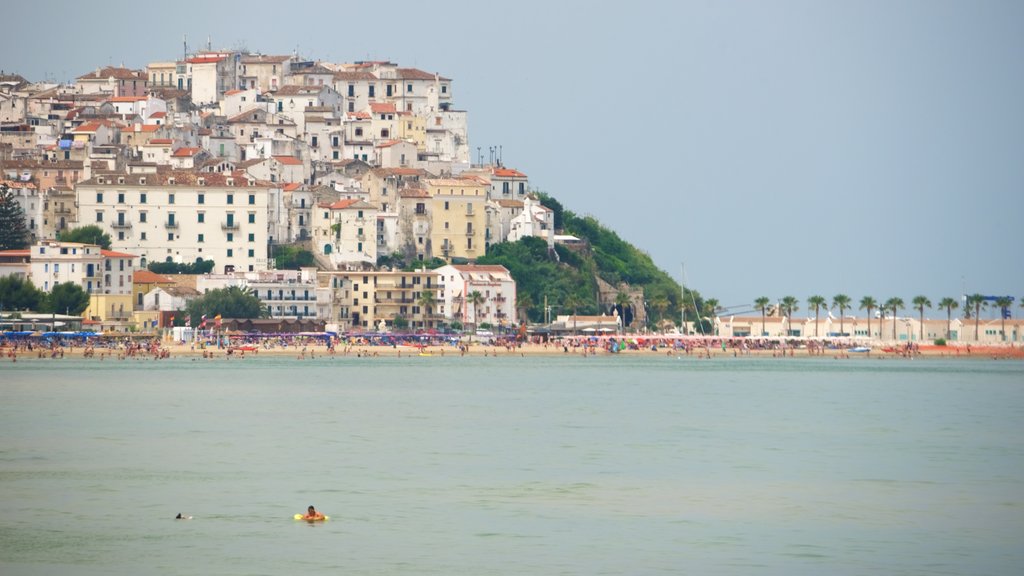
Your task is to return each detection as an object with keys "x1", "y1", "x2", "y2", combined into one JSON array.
[
  {"x1": 101, "y1": 249, "x2": 138, "y2": 259},
  {"x1": 172, "y1": 147, "x2": 202, "y2": 157},
  {"x1": 369, "y1": 102, "x2": 397, "y2": 114},
  {"x1": 133, "y1": 269, "x2": 174, "y2": 283},
  {"x1": 273, "y1": 156, "x2": 303, "y2": 166}
]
